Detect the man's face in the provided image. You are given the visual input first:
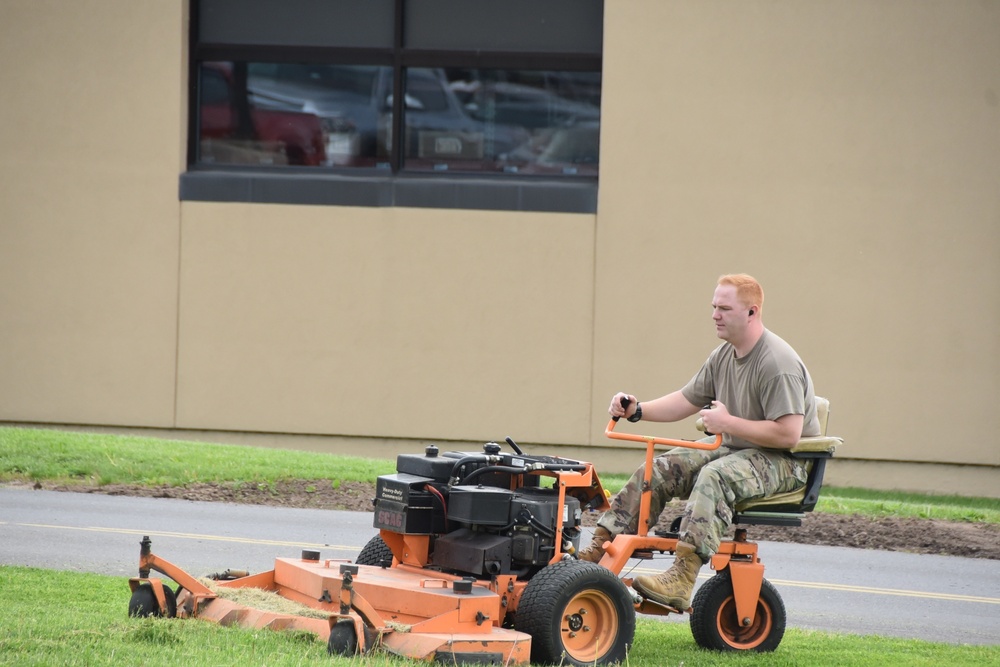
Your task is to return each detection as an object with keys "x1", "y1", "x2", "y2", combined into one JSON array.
[{"x1": 711, "y1": 284, "x2": 749, "y2": 342}]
